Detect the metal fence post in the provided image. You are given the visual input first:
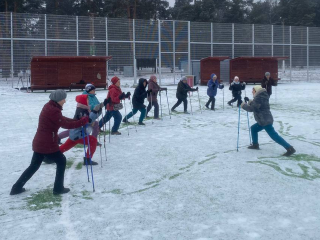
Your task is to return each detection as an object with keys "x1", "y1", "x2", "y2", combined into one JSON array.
[
  {"x1": 10, "y1": 12, "x2": 13, "y2": 83},
  {"x1": 211, "y1": 22, "x2": 213, "y2": 57},
  {"x1": 232, "y1": 23, "x2": 234, "y2": 59},
  {"x1": 188, "y1": 21, "x2": 191, "y2": 75},
  {"x1": 173, "y1": 21, "x2": 176, "y2": 84},
  {"x1": 133, "y1": 19, "x2": 137, "y2": 85},
  {"x1": 252, "y1": 24, "x2": 254, "y2": 56},
  {"x1": 76, "y1": 16, "x2": 79, "y2": 56},
  {"x1": 45, "y1": 14, "x2": 47, "y2": 56},
  {"x1": 158, "y1": 20, "x2": 162, "y2": 85},
  {"x1": 106, "y1": 17, "x2": 108, "y2": 81},
  {"x1": 271, "y1": 25, "x2": 274, "y2": 57},
  {"x1": 307, "y1": 27, "x2": 309, "y2": 82},
  {"x1": 290, "y1": 26, "x2": 292, "y2": 82}
]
